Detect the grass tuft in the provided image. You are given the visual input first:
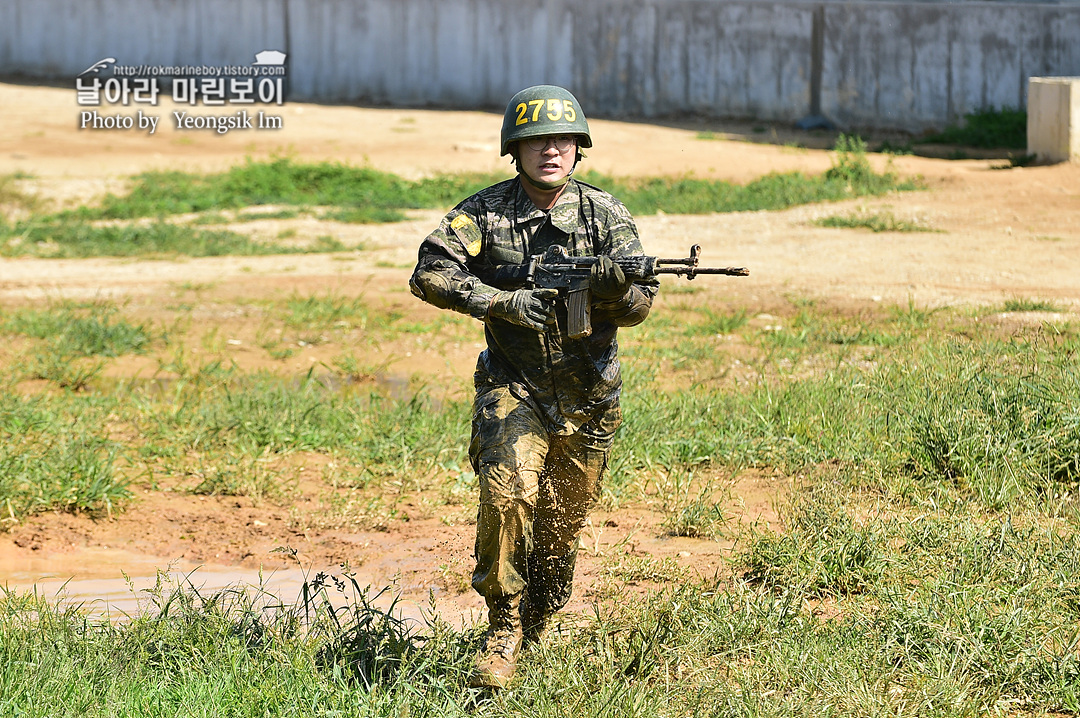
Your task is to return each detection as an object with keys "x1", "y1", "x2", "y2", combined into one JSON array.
[
  {"x1": 0, "y1": 148, "x2": 918, "y2": 259},
  {"x1": 814, "y1": 210, "x2": 939, "y2": 233},
  {"x1": 0, "y1": 394, "x2": 128, "y2": 521},
  {"x1": 4, "y1": 301, "x2": 153, "y2": 357},
  {"x1": 921, "y1": 107, "x2": 1027, "y2": 149},
  {"x1": 0, "y1": 219, "x2": 344, "y2": 258},
  {"x1": 75, "y1": 158, "x2": 506, "y2": 220},
  {"x1": 0, "y1": 174, "x2": 43, "y2": 216},
  {"x1": 743, "y1": 490, "x2": 885, "y2": 596},
  {"x1": 581, "y1": 135, "x2": 915, "y2": 216},
  {"x1": 1001, "y1": 297, "x2": 1061, "y2": 313}
]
